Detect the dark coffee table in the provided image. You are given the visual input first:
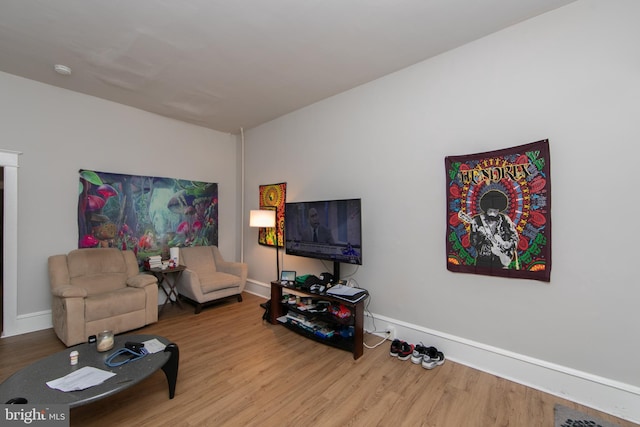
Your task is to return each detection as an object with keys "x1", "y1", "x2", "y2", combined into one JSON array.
[{"x1": 0, "y1": 334, "x2": 178, "y2": 408}]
